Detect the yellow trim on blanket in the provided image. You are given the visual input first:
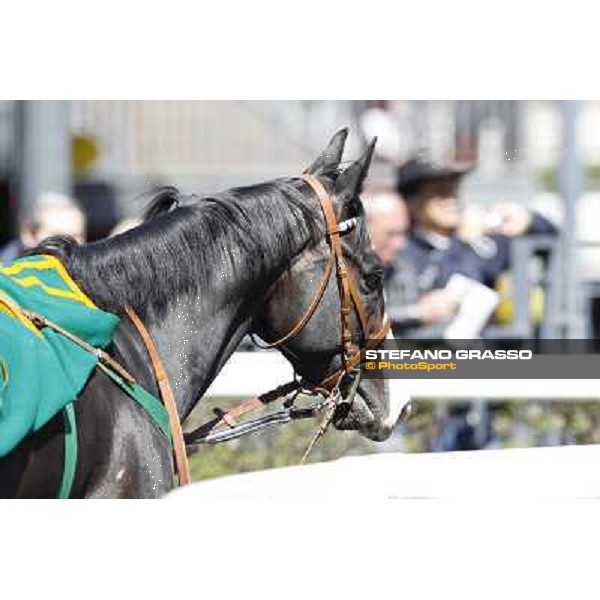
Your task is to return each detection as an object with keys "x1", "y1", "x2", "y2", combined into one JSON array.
[
  {"x1": 44, "y1": 256, "x2": 96, "y2": 309},
  {"x1": 0, "y1": 356, "x2": 8, "y2": 393},
  {"x1": 0, "y1": 258, "x2": 55, "y2": 275},
  {"x1": 0, "y1": 256, "x2": 96, "y2": 309},
  {"x1": 11, "y1": 275, "x2": 88, "y2": 304}
]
